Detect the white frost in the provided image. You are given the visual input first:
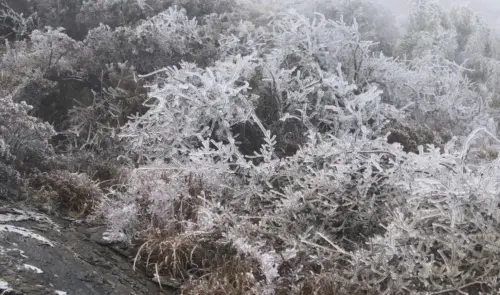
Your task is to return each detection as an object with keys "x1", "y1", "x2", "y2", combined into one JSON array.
[
  {"x1": 0, "y1": 208, "x2": 60, "y2": 232},
  {"x1": 102, "y1": 230, "x2": 128, "y2": 242},
  {"x1": 0, "y1": 224, "x2": 54, "y2": 246},
  {"x1": 0, "y1": 279, "x2": 9, "y2": 289},
  {"x1": 23, "y1": 263, "x2": 44, "y2": 274},
  {"x1": 0, "y1": 245, "x2": 29, "y2": 258}
]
